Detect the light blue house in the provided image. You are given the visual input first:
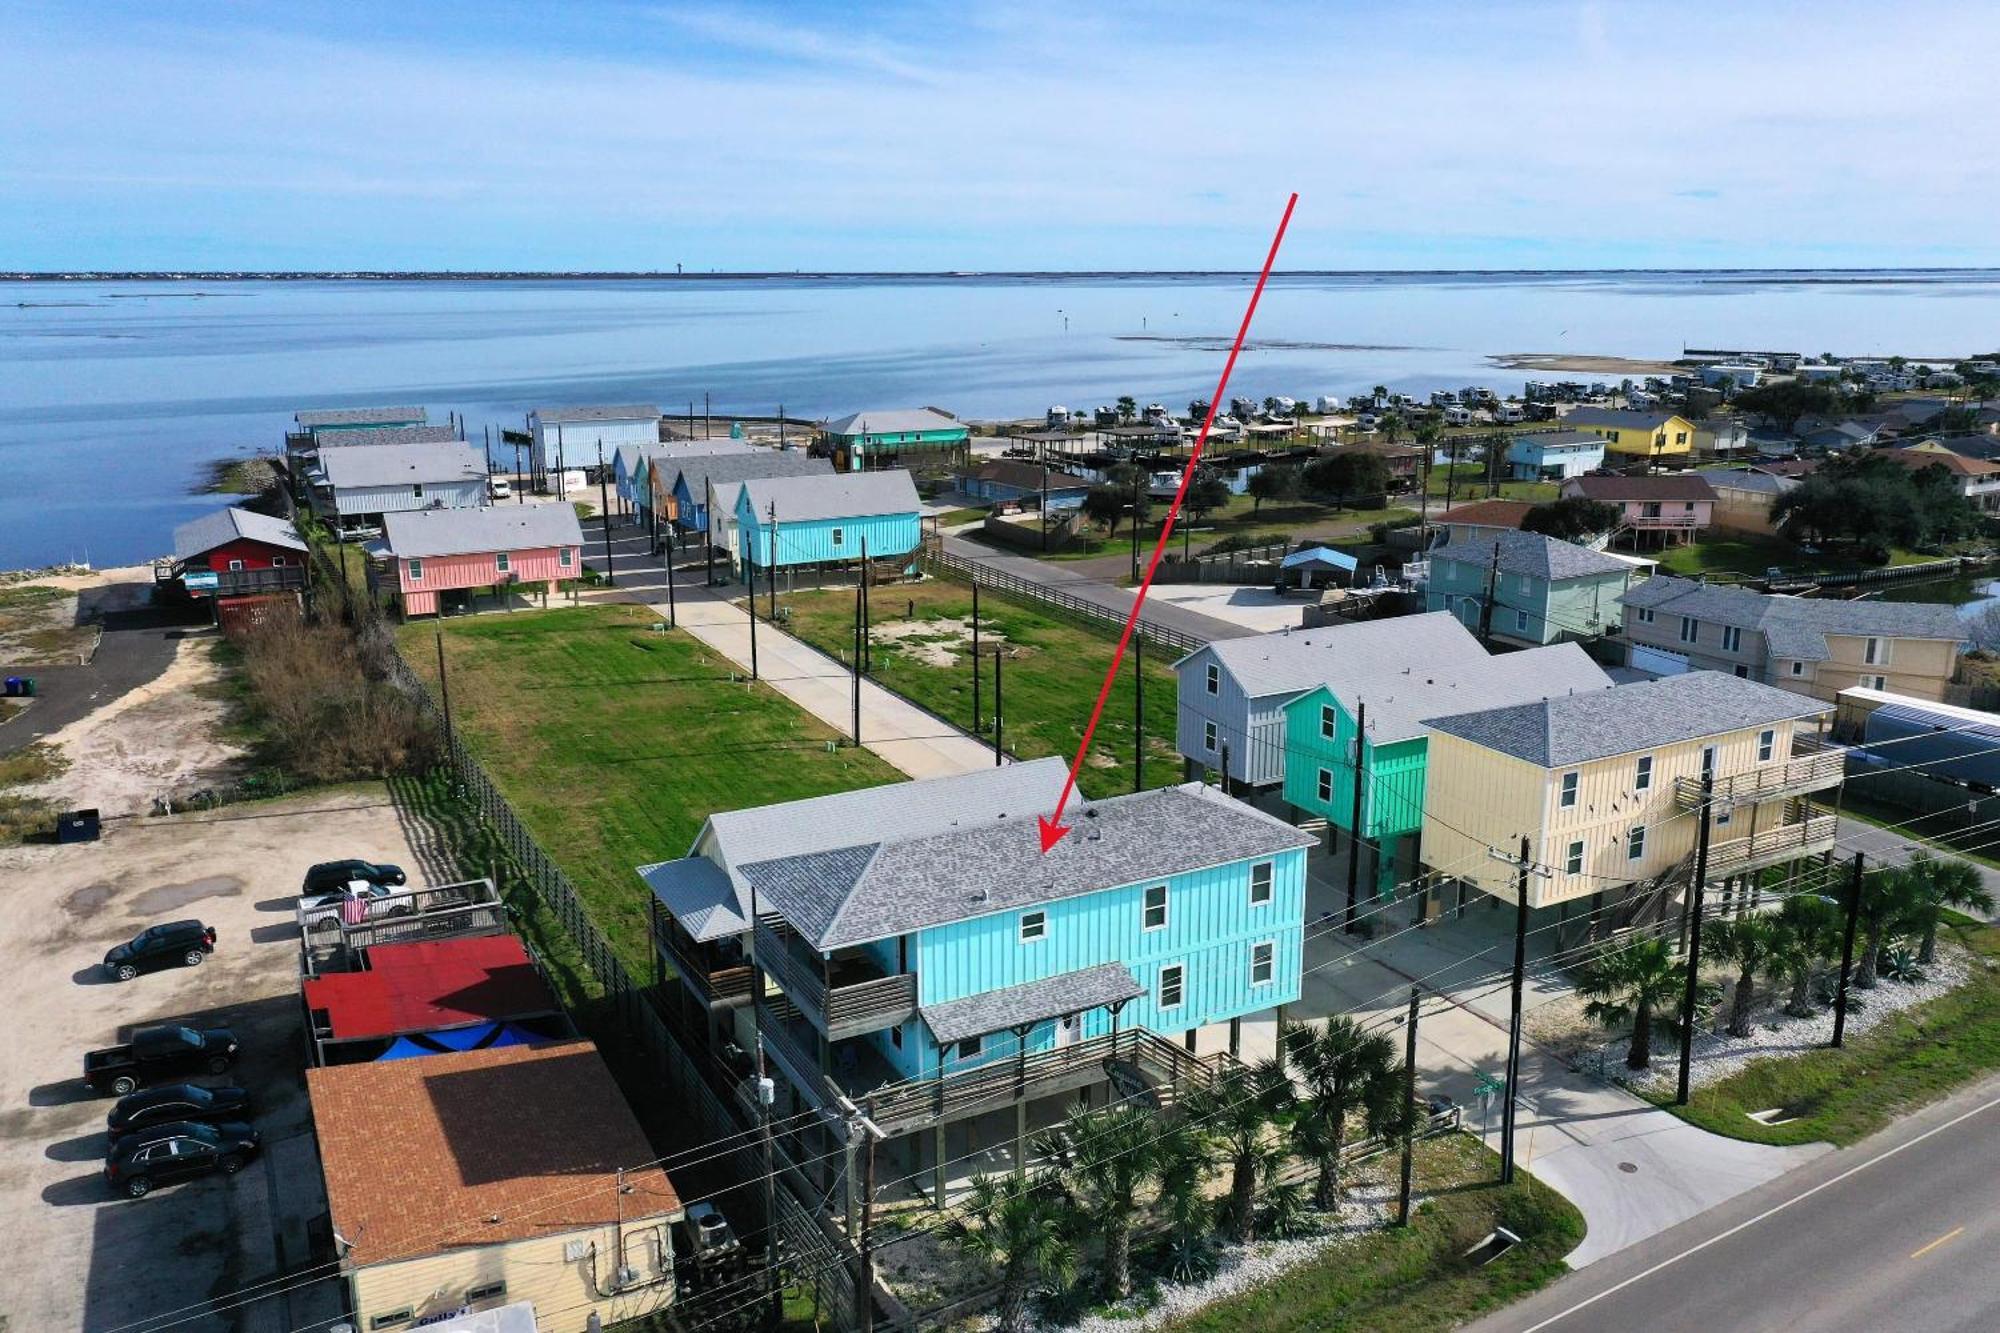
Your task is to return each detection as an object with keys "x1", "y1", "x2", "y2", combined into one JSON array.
[
  {"x1": 639, "y1": 758, "x2": 1312, "y2": 1201},
  {"x1": 1425, "y1": 530, "x2": 1642, "y2": 647},
  {"x1": 1505, "y1": 429, "x2": 1605, "y2": 481},
  {"x1": 668, "y1": 451, "x2": 834, "y2": 538},
  {"x1": 734, "y1": 469, "x2": 922, "y2": 576}
]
